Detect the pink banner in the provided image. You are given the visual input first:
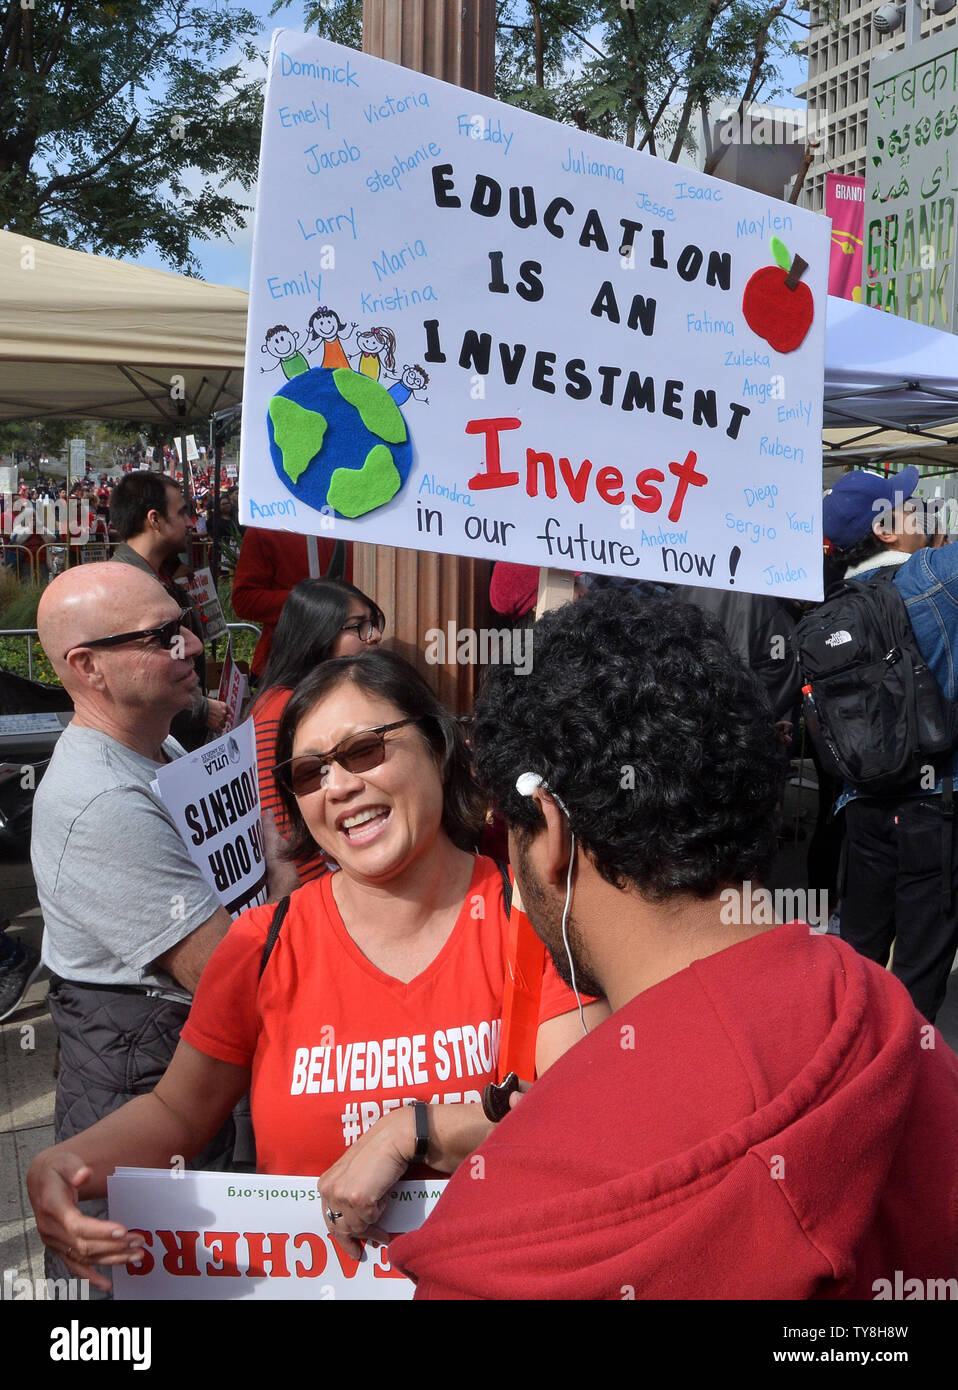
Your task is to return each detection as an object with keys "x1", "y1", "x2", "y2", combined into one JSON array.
[{"x1": 826, "y1": 173, "x2": 865, "y2": 301}]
